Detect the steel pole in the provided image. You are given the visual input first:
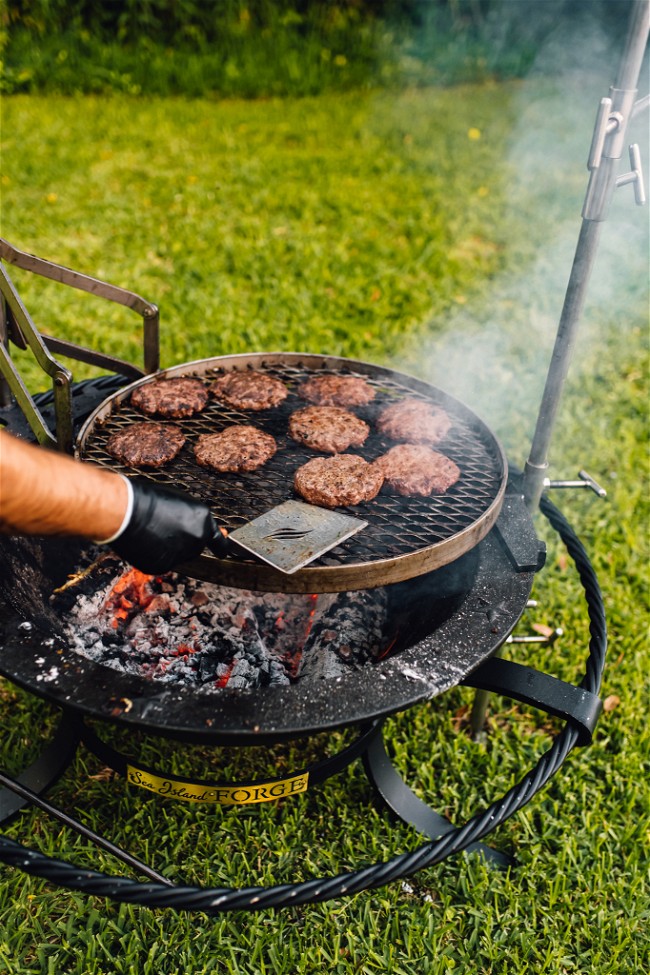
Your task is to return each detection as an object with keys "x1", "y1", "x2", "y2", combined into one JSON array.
[{"x1": 523, "y1": 0, "x2": 649, "y2": 510}]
